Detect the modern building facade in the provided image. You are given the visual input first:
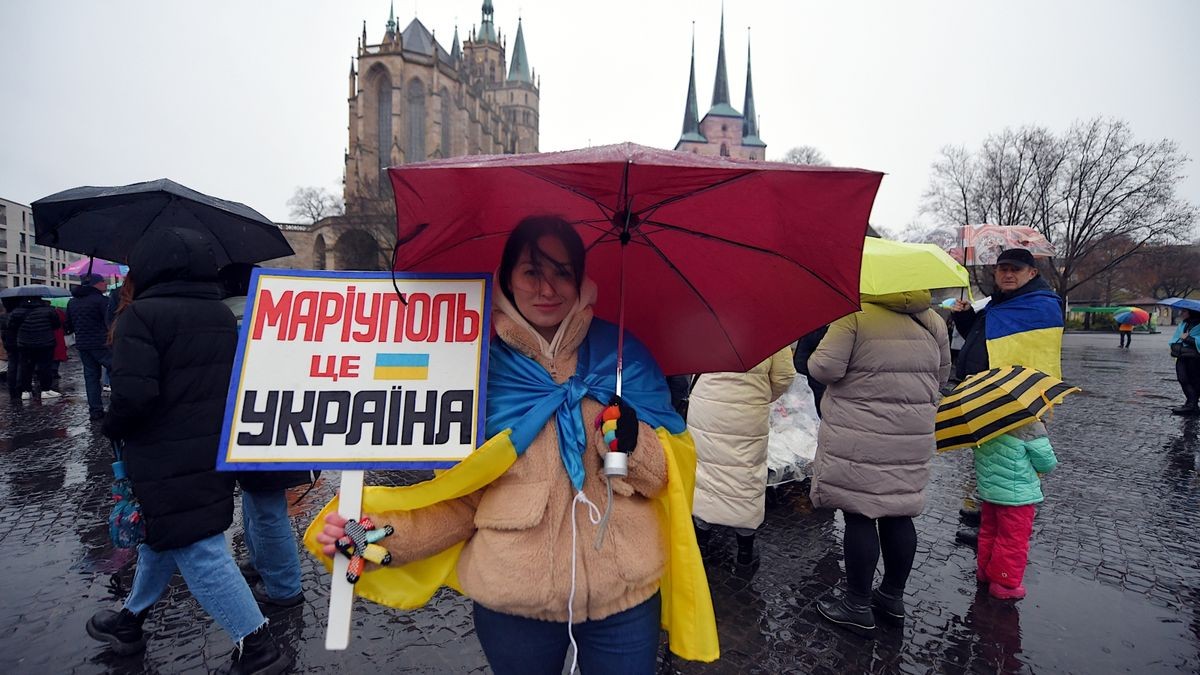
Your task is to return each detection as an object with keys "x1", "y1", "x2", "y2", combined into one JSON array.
[
  {"x1": 0, "y1": 197, "x2": 79, "y2": 291},
  {"x1": 674, "y1": 12, "x2": 765, "y2": 160},
  {"x1": 282, "y1": 0, "x2": 540, "y2": 271}
]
